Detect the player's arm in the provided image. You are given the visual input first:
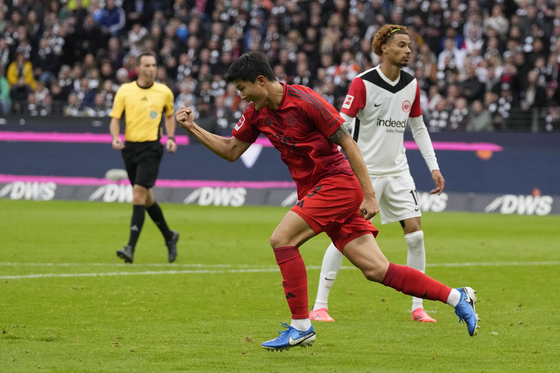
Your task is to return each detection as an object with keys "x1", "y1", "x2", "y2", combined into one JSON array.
[
  {"x1": 176, "y1": 106, "x2": 251, "y2": 162},
  {"x1": 409, "y1": 115, "x2": 445, "y2": 195},
  {"x1": 329, "y1": 126, "x2": 380, "y2": 220},
  {"x1": 409, "y1": 82, "x2": 444, "y2": 195}
]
